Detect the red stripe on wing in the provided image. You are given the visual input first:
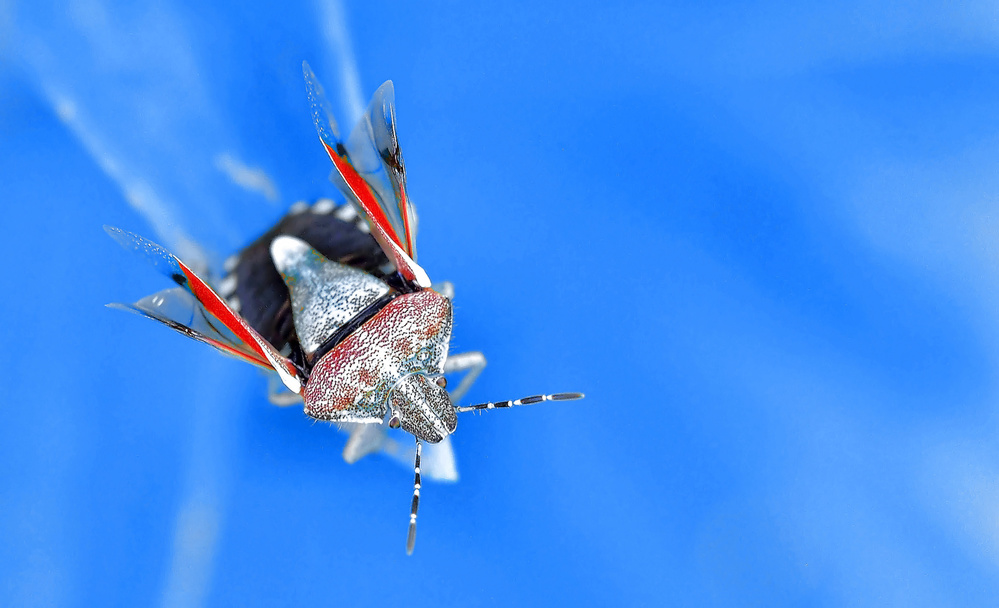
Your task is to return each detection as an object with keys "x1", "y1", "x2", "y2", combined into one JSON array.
[
  {"x1": 322, "y1": 141, "x2": 427, "y2": 287},
  {"x1": 397, "y1": 186, "x2": 415, "y2": 256},
  {"x1": 178, "y1": 261, "x2": 302, "y2": 384},
  {"x1": 198, "y1": 334, "x2": 273, "y2": 368},
  {"x1": 323, "y1": 142, "x2": 404, "y2": 250}
]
